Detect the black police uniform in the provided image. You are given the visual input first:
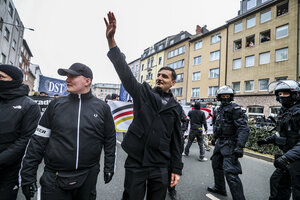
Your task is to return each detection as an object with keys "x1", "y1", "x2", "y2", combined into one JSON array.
[
  {"x1": 210, "y1": 103, "x2": 249, "y2": 200},
  {"x1": 184, "y1": 108, "x2": 207, "y2": 159},
  {"x1": 260, "y1": 104, "x2": 300, "y2": 200}
]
